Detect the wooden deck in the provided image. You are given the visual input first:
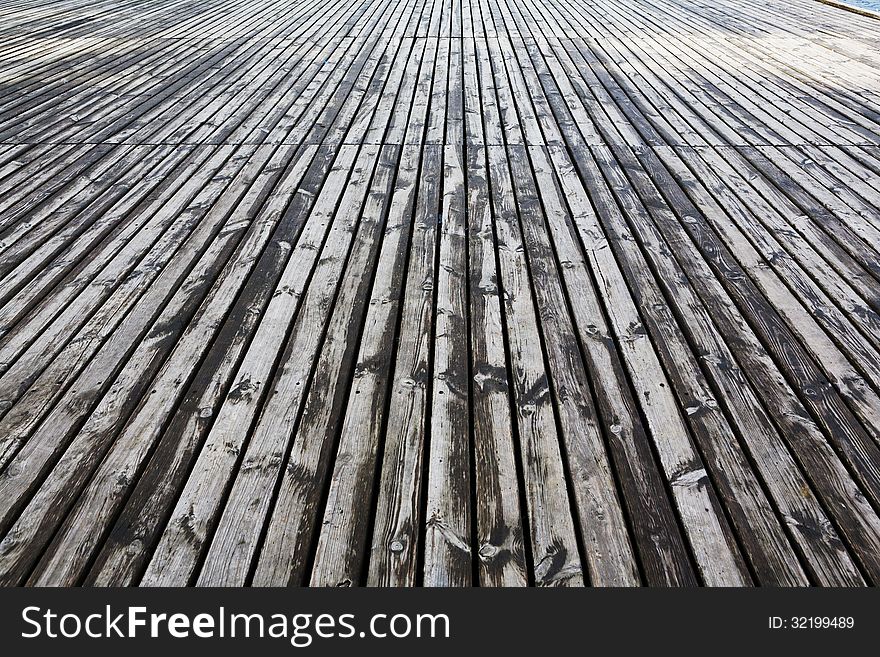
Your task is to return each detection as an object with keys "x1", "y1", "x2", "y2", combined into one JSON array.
[{"x1": 1, "y1": 0, "x2": 880, "y2": 587}]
